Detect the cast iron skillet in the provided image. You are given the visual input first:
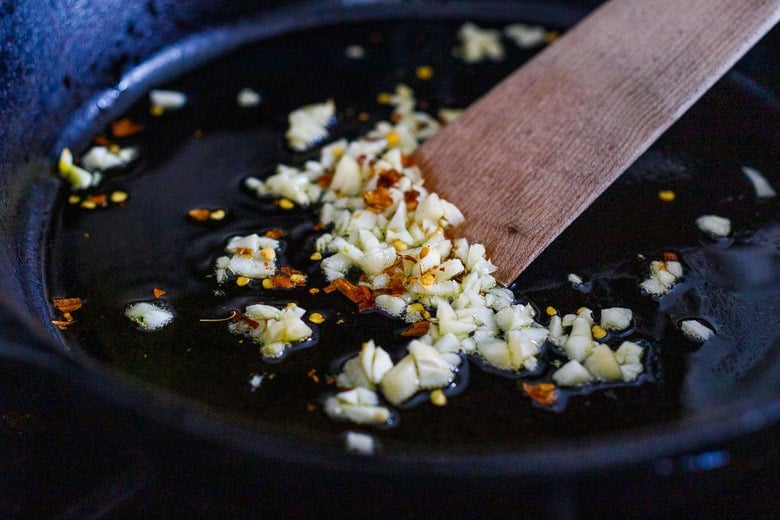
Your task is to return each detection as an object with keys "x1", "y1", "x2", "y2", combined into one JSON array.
[{"x1": 1, "y1": 1, "x2": 778, "y2": 517}]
